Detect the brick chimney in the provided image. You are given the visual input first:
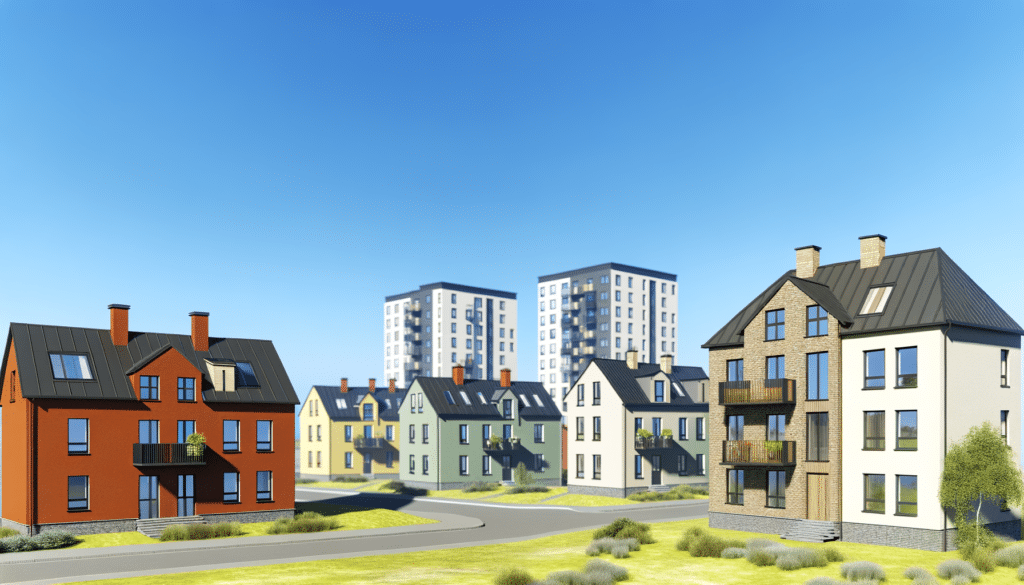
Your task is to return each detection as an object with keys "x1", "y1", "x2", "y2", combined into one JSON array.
[
  {"x1": 452, "y1": 364, "x2": 465, "y2": 385},
  {"x1": 660, "y1": 354, "x2": 673, "y2": 375},
  {"x1": 189, "y1": 311, "x2": 209, "y2": 352},
  {"x1": 626, "y1": 349, "x2": 639, "y2": 370},
  {"x1": 795, "y1": 245, "x2": 821, "y2": 278},
  {"x1": 389, "y1": 378, "x2": 396, "y2": 393},
  {"x1": 340, "y1": 378, "x2": 348, "y2": 393},
  {"x1": 109, "y1": 304, "x2": 130, "y2": 346},
  {"x1": 500, "y1": 368, "x2": 511, "y2": 388},
  {"x1": 859, "y1": 234, "x2": 887, "y2": 269},
  {"x1": 368, "y1": 378, "x2": 376, "y2": 392}
]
